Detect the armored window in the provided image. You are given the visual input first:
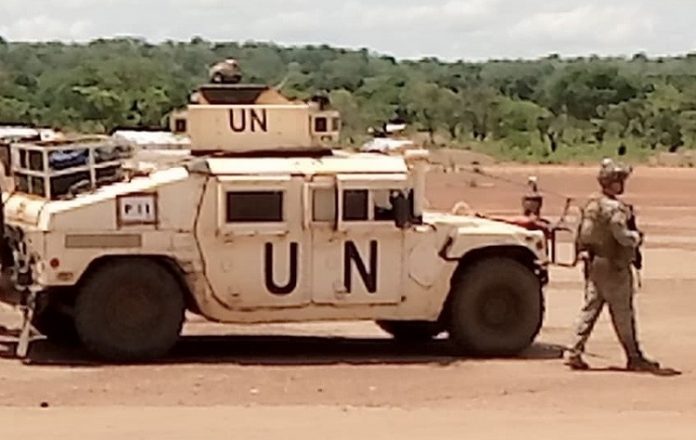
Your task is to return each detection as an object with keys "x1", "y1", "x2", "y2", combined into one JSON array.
[
  {"x1": 174, "y1": 118, "x2": 187, "y2": 133},
  {"x1": 313, "y1": 188, "x2": 337, "y2": 222},
  {"x1": 314, "y1": 117, "x2": 328, "y2": 133},
  {"x1": 342, "y1": 189, "x2": 369, "y2": 221},
  {"x1": 226, "y1": 191, "x2": 283, "y2": 223},
  {"x1": 373, "y1": 189, "x2": 401, "y2": 221}
]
